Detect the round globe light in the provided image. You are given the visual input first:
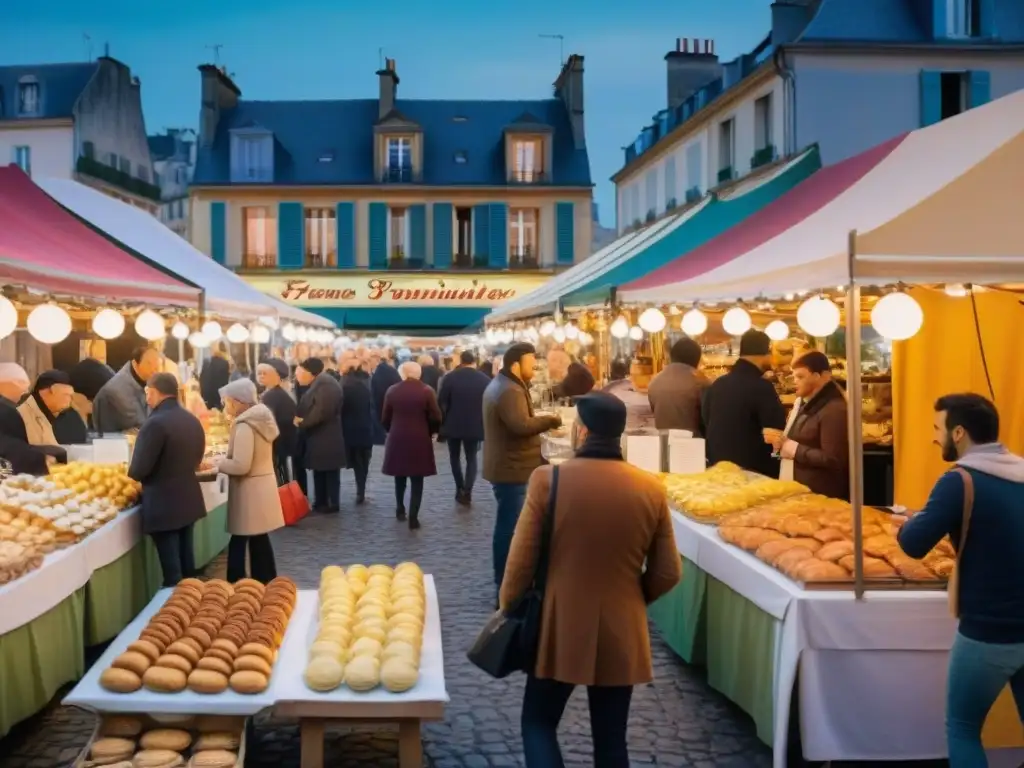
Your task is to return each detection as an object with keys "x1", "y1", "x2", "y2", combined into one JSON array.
[
  {"x1": 188, "y1": 331, "x2": 210, "y2": 349},
  {"x1": 681, "y1": 308, "x2": 708, "y2": 336},
  {"x1": 796, "y1": 296, "x2": 841, "y2": 338},
  {"x1": 485, "y1": 327, "x2": 499, "y2": 345},
  {"x1": 871, "y1": 292, "x2": 924, "y2": 341},
  {"x1": 250, "y1": 324, "x2": 271, "y2": 344},
  {"x1": 539, "y1": 320, "x2": 556, "y2": 337},
  {"x1": 722, "y1": 307, "x2": 752, "y2": 336},
  {"x1": 226, "y1": 323, "x2": 250, "y2": 344},
  {"x1": 552, "y1": 327, "x2": 566, "y2": 343},
  {"x1": 281, "y1": 323, "x2": 297, "y2": 342},
  {"x1": 171, "y1": 321, "x2": 191, "y2": 340},
  {"x1": 765, "y1": 320, "x2": 790, "y2": 342},
  {"x1": 27, "y1": 304, "x2": 72, "y2": 344},
  {"x1": 564, "y1": 322, "x2": 580, "y2": 340},
  {"x1": 202, "y1": 320, "x2": 223, "y2": 340},
  {"x1": 944, "y1": 283, "x2": 968, "y2": 298},
  {"x1": 526, "y1": 326, "x2": 540, "y2": 342},
  {"x1": 134, "y1": 309, "x2": 166, "y2": 341},
  {"x1": 296, "y1": 326, "x2": 309, "y2": 342},
  {"x1": 668, "y1": 305, "x2": 681, "y2": 315},
  {"x1": 579, "y1": 332, "x2": 593, "y2": 345},
  {"x1": 500, "y1": 328, "x2": 514, "y2": 344},
  {"x1": 609, "y1": 315, "x2": 630, "y2": 339},
  {"x1": 638, "y1": 307, "x2": 667, "y2": 333},
  {"x1": 0, "y1": 297, "x2": 17, "y2": 340},
  {"x1": 92, "y1": 308, "x2": 125, "y2": 340},
  {"x1": 629, "y1": 325, "x2": 643, "y2": 341}
]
